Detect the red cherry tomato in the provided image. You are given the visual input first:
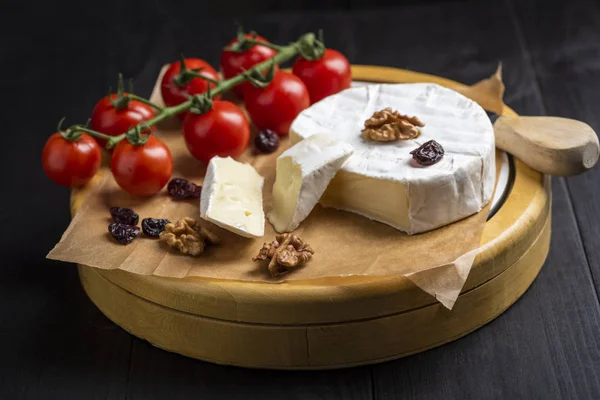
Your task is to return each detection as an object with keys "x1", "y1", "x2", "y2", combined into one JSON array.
[
  {"x1": 42, "y1": 133, "x2": 101, "y2": 188},
  {"x1": 183, "y1": 100, "x2": 250, "y2": 164},
  {"x1": 90, "y1": 94, "x2": 155, "y2": 149},
  {"x1": 292, "y1": 49, "x2": 352, "y2": 104},
  {"x1": 111, "y1": 136, "x2": 173, "y2": 196},
  {"x1": 220, "y1": 34, "x2": 278, "y2": 98},
  {"x1": 160, "y1": 58, "x2": 220, "y2": 118},
  {"x1": 244, "y1": 71, "x2": 310, "y2": 135}
]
